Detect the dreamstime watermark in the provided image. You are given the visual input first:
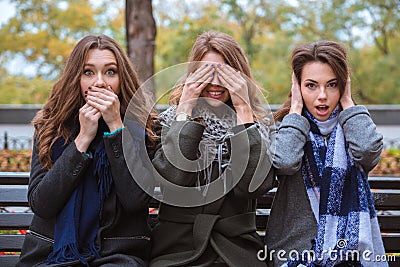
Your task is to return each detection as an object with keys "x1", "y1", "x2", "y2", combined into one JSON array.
[
  {"x1": 257, "y1": 240, "x2": 396, "y2": 263},
  {"x1": 122, "y1": 62, "x2": 276, "y2": 207}
]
